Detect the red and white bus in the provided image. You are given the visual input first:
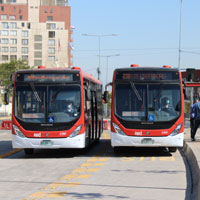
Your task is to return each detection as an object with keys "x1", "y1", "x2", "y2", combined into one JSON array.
[
  {"x1": 5, "y1": 66, "x2": 103, "y2": 155},
  {"x1": 104, "y1": 65, "x2": 184, "y2": 152}
]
